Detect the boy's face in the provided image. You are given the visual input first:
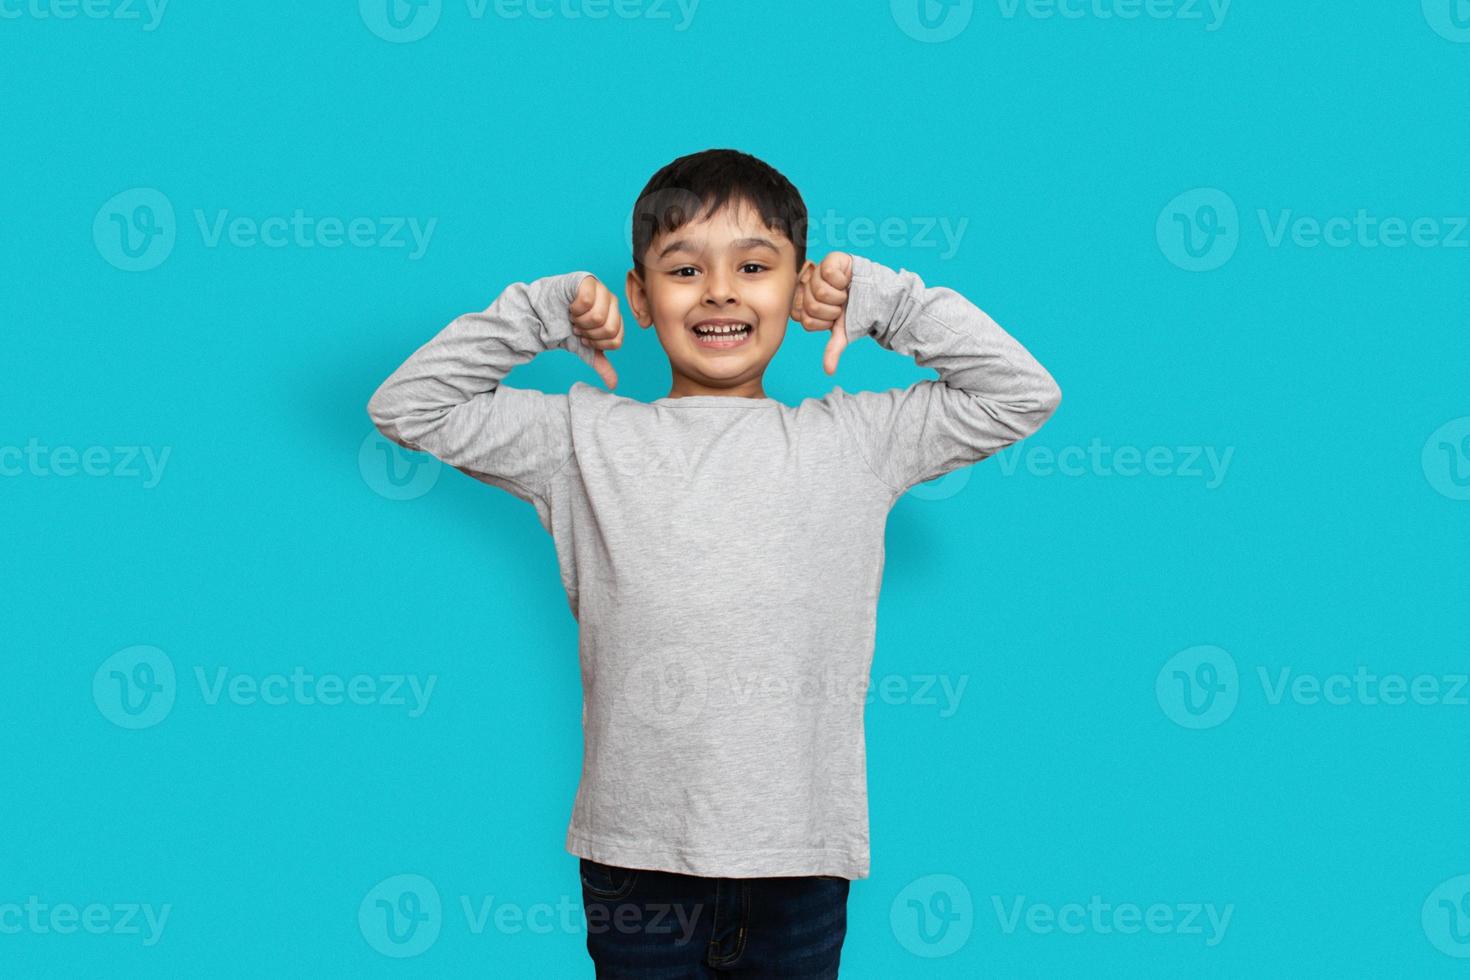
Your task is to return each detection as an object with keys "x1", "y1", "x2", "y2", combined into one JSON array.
[{"x1": 625, "y1": 199, "x2": 799, "y2": 395}]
